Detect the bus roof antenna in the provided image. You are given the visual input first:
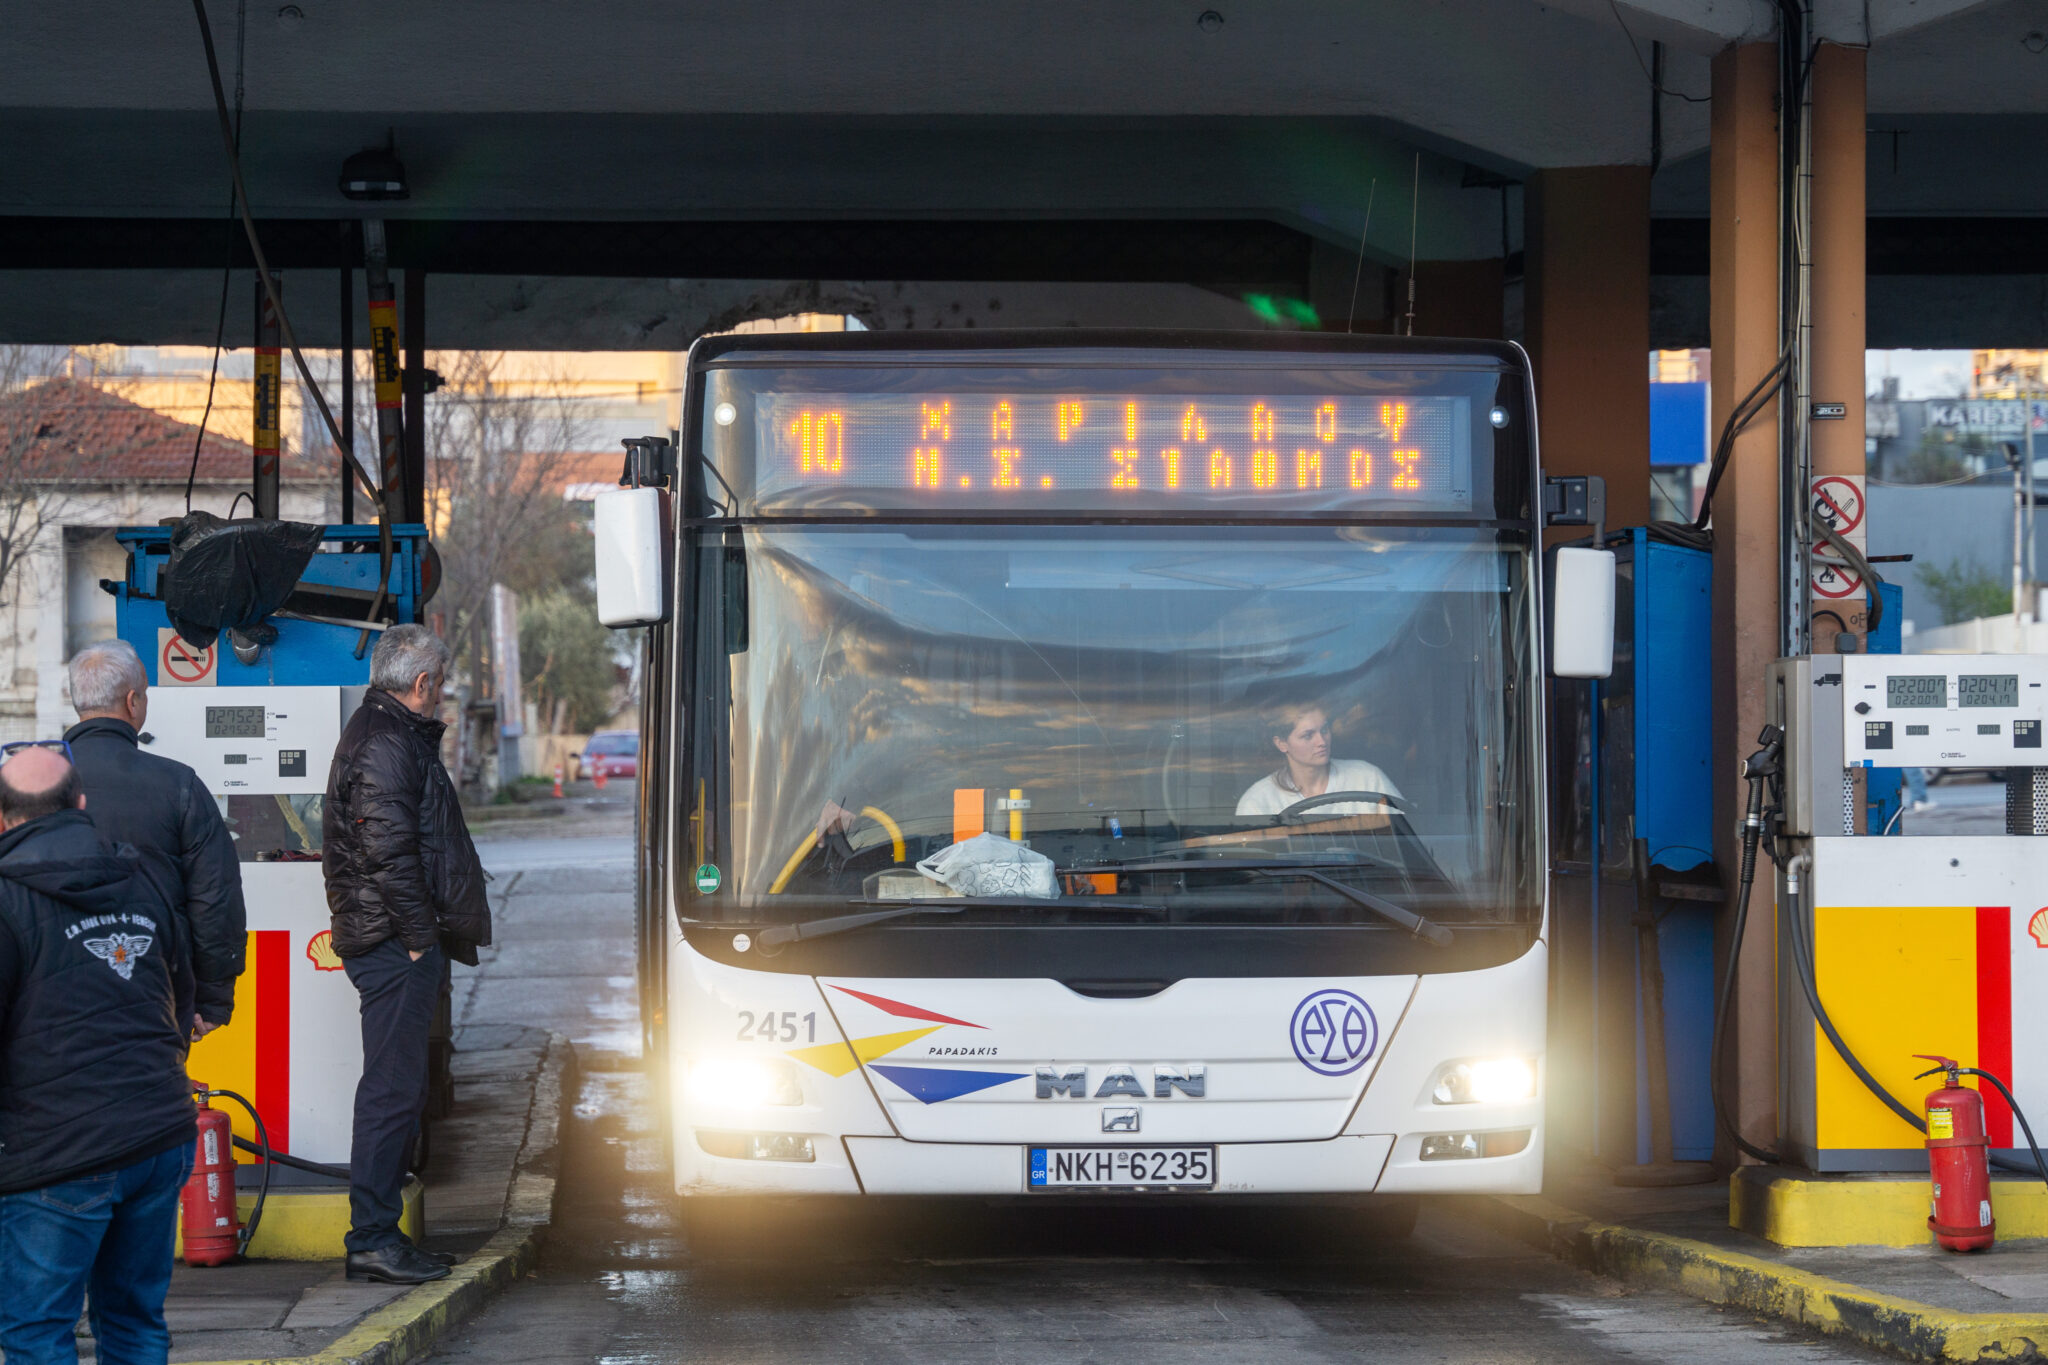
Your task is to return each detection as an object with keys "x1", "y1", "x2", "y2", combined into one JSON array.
[
  {"x1": 1404, "y1": 153, "x2": 1420, "y2": 337},
  {"x1": 1343, "y1": 180, "x2": 1377, "y2": 335}
]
